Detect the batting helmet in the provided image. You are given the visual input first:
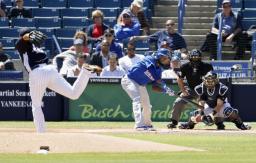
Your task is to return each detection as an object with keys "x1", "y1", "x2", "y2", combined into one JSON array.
[{"x1": 154, "y1": 48, "x2": 171, "y2": 60}]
